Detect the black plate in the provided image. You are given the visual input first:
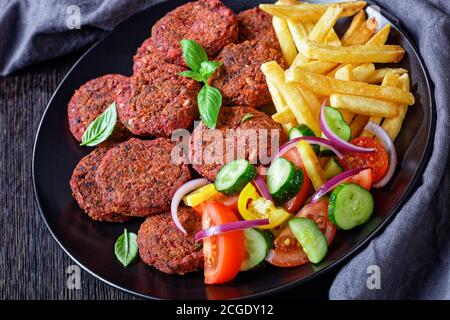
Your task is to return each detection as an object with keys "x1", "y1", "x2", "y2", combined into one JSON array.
[{"x1": 33, "y1": 0, "x2": 434, "y2": 299}]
